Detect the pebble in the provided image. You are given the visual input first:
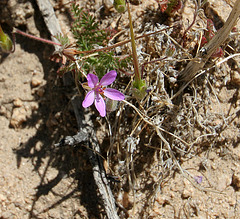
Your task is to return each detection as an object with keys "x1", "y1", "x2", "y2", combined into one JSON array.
[
  {"x1": 232, "y1": 172, "x2": 240, "y2": 190},
  {"x1": 182, "y1": 187, "x2": 194, "y2": 199},
  {"x1": 155, "y1": 194, "x2": 169, "y2": 205},
  {"x1": 228, "y1": 196, "x2": 236, "y2": 206},
  {"x1": 0, "y1": 193, "x2": 7, "y2": 201},
  {"x1": 230, "y1": 71, "x2": 240, "y2": 86},
  {"x1": 31, "y1": 78, "x2": 42, "y2": 87},
  {"x1": 13, "y1": 98, "x2": 23, "y2": 107},
  {"x1": 10, "y1": 107, "x2": 27, "y2": 128},
  {"x1": 136, "y1": 9, "x2": 144, "y2": 17},
  {"x1": 30, "y1": 102, "x2": 39, "y2": 111},
  {"x1": 54, "y1": 112, "x2": 61, "y2": 119}
]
